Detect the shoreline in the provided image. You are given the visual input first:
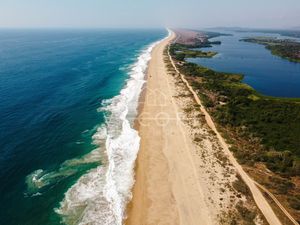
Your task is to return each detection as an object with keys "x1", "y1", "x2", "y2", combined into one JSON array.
[
  {"x1": 54, "y1": 35, "x2": 167, "y2": 225},
  {"x1": 125, "y1": 30, "x2": 255, "y2": 225},
  {"x1": 125, "y1": 32, "x2": 177, "y2": 225},
  {"x1": 126, "y1": 30, "x2": 229, "y2": 225}
]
